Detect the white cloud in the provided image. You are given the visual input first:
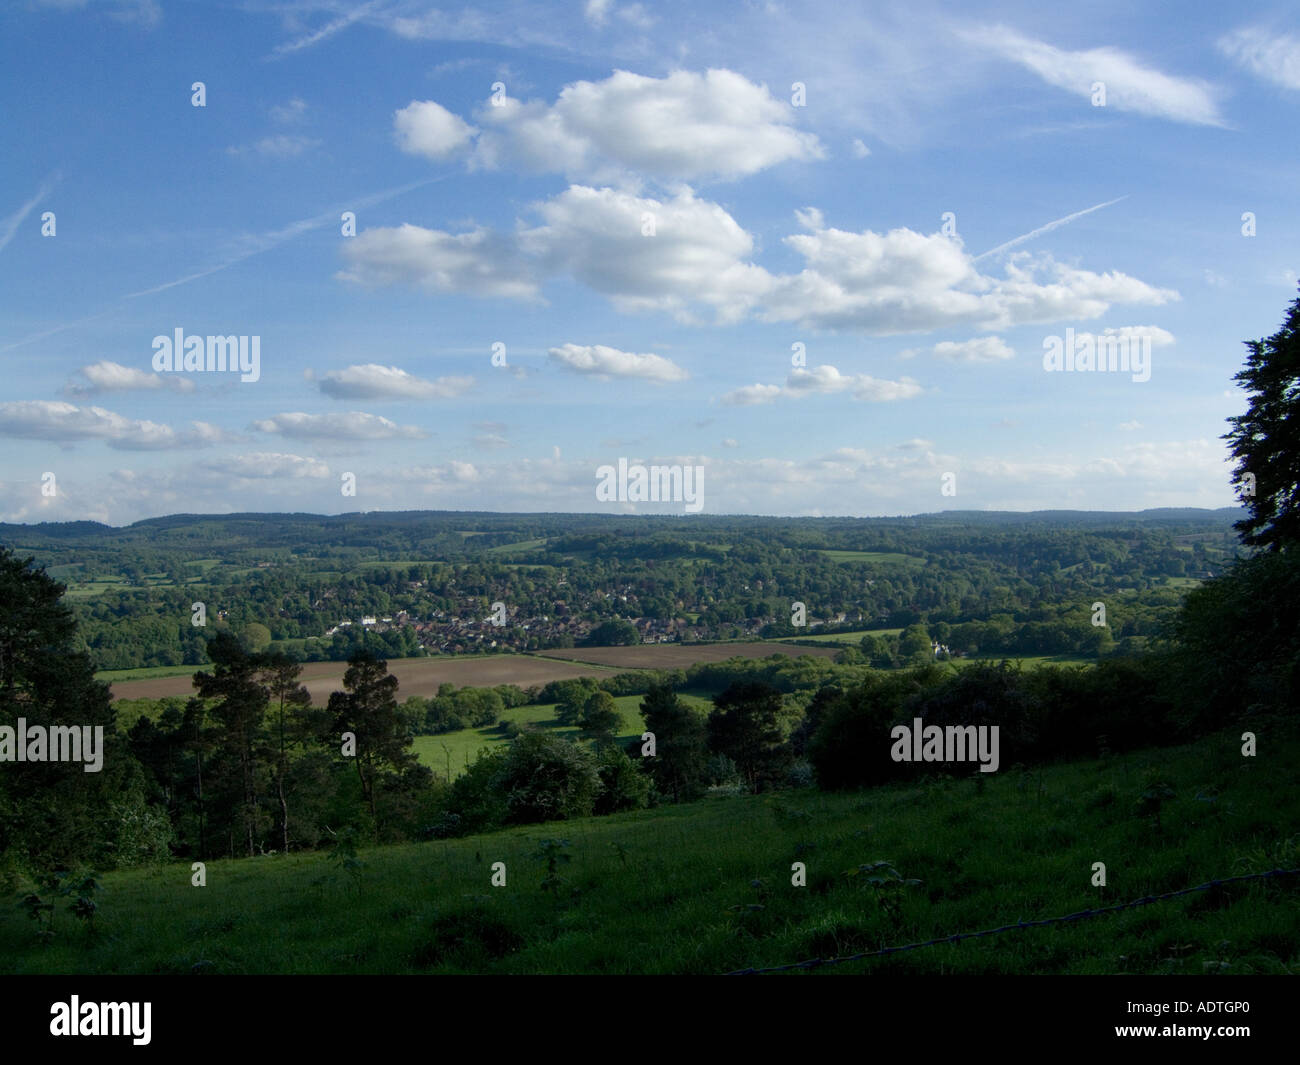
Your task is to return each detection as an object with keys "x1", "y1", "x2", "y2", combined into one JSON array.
[
  {"x1": 311, "y1": 364, "x2": 473, "y2": 400},
  {"x1": 722, "y1": 365, "x2": 921, "y2": 405},
  {"x1": 65, "y1": 360, "x2": 195, "y2": 396},
  {"x1": 473, "y1": 433, "x2": 510, "y2": 450},
  {"x1": 1219, "y1": 27, "x2": 1300, "y2": 90},
  {"x1": 394, "y1": 100, "x2": 478, "y2": 160},
  {"x1": 721, "y1": 383, "x2": 783, "y2": 406},
  {"x1": 0, "y1": 400, "x2": 217, "y2": 449},
  {"x1": 851, "y1": 138, "x2": 871, "y2": 158},
  {"x1": 931, "y1": 337, "x2": 1015, "y2": 362},
  {"x1": 721, "y1": 437, "x2": 739, "y2": 448},
  {"x1": 214, "y1": 453, "x2": 330, "y2": 479},
  {"x1": 468, "y1": 68, "x2": 823, "y2": 182},
  {"x1": 251, "y1": 411, "x2": 426, "y2": 440},
  {"x1": 584, "y1": 0, "x2": 613, "y2": 25},
  {"x1": 964, "y1": 25, "x2": 1225, "y2": 126},
  {"x1": 227, "y1": 134, "x2": 322, "y2": 159},
  {"x1": 521, "y1": 185, "x2": 770, "y2": 323},
  {"x1": 548, "y1": 343, "x2": 688, "y2": 382},
  {"x1": 337, "y1": 223, "x2": 541, "y2": 301},
  {"x1": 763, "y1": 214, "x2": 1178, "y2": 333},
  {"x1": 270, "y1": 97, "x2": 308, "y2": 123},
  {"x1": 345, "y1": 194, "x2": 1176, "y2": 335}
]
